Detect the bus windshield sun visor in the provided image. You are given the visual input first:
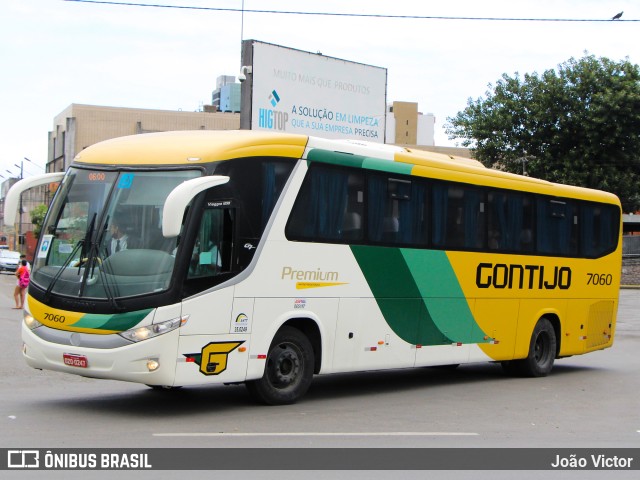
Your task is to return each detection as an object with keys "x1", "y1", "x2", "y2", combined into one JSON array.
[{"x1": 162, "y1": 176, "x2": 230, "y2": 238}]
